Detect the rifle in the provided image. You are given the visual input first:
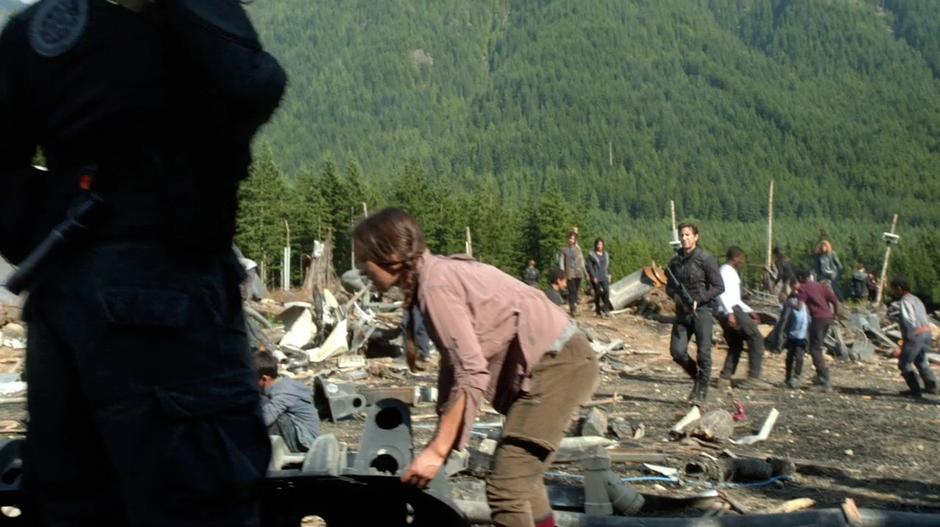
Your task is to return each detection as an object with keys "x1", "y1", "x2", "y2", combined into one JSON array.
[
  {"x1": 4, "y1": 192, "x2": 103, "y2": 295},
  {"x1": 665, "y1": 264, "x2": 697, "y2": 316}
]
